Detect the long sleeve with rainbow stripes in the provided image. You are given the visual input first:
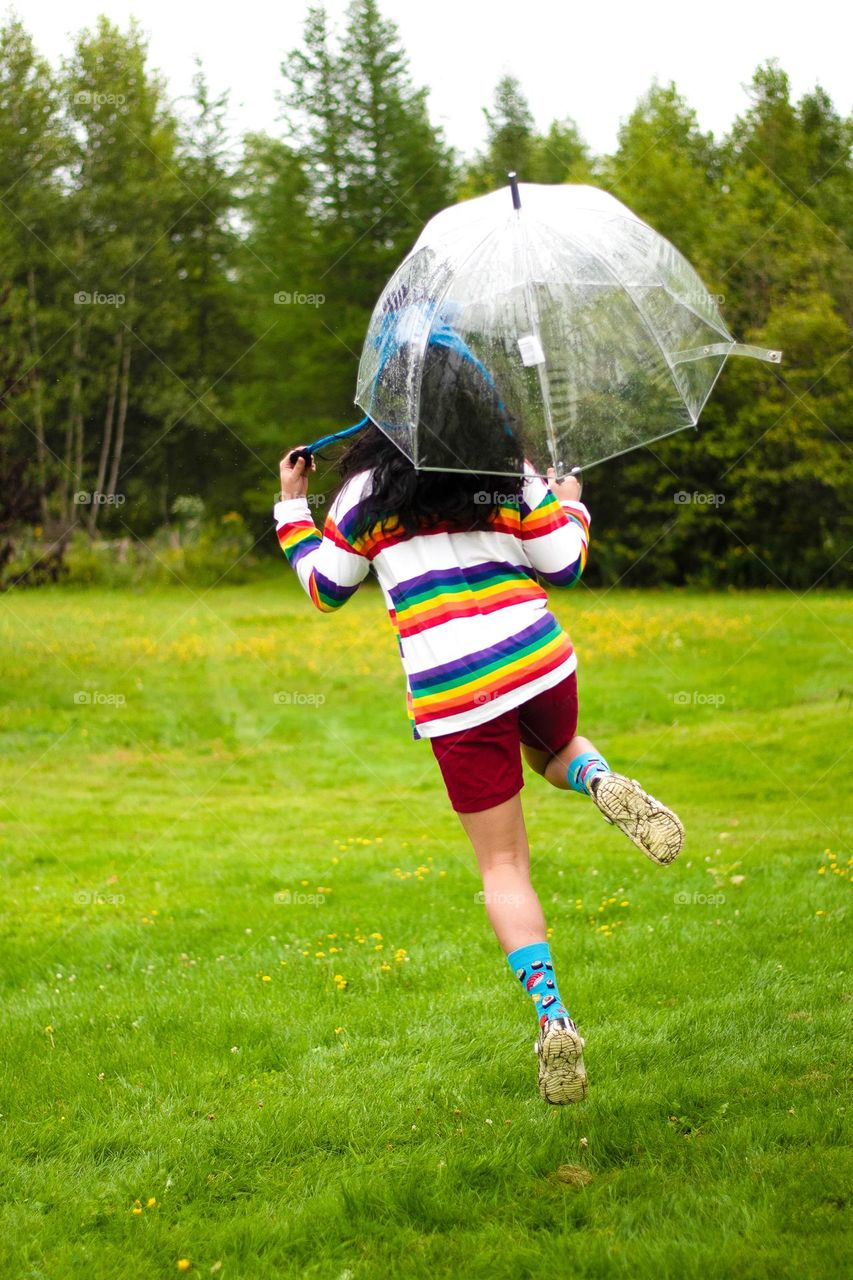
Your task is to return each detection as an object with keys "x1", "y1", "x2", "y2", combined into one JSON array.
[
  {"x1": 273, "y1": 477, "x2": 370, "y2": 612},
  {"x1": 519, "y1": 471, "x2": 590, "y2": 588}
]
